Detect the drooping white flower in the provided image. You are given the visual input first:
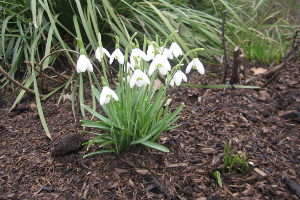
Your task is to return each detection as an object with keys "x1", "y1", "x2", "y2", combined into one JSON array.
[
  {"x1": 170, "y1": 42, "x2": 183, "y2": 58},
  {"x1": 130, "y1": 48, "x2": 147, "y2": 68},
  {"x1": 110, "y1": 48, "x2": 124, "y2": 65},
  {"x1": 146, "y1": 44, "x2": 156, "y2": 61},
  {"x1": 99, "y1": 86, "x2": 119, "y2": 106},
  {"x1": 76, "y1": 54, "x2": 93, "y2": 73},
  {"x1": 186, "y1": 58, "x2": 205, "y2": 74},
  {"x1": 160, "y1": 47, "x2": 173, "y2": 60},
  {"x1": 95, "y1": 47, "x2": 110, "y2": 62},
  {"x1": 149, "y1": 54, "x2": 171, "y2": 76},
  {"x1": 130, "y1": 69, "x2": 150, "y2": 88},
  {"x1": 170, "y1": 70, "x2": 187, "y2": 86}
]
